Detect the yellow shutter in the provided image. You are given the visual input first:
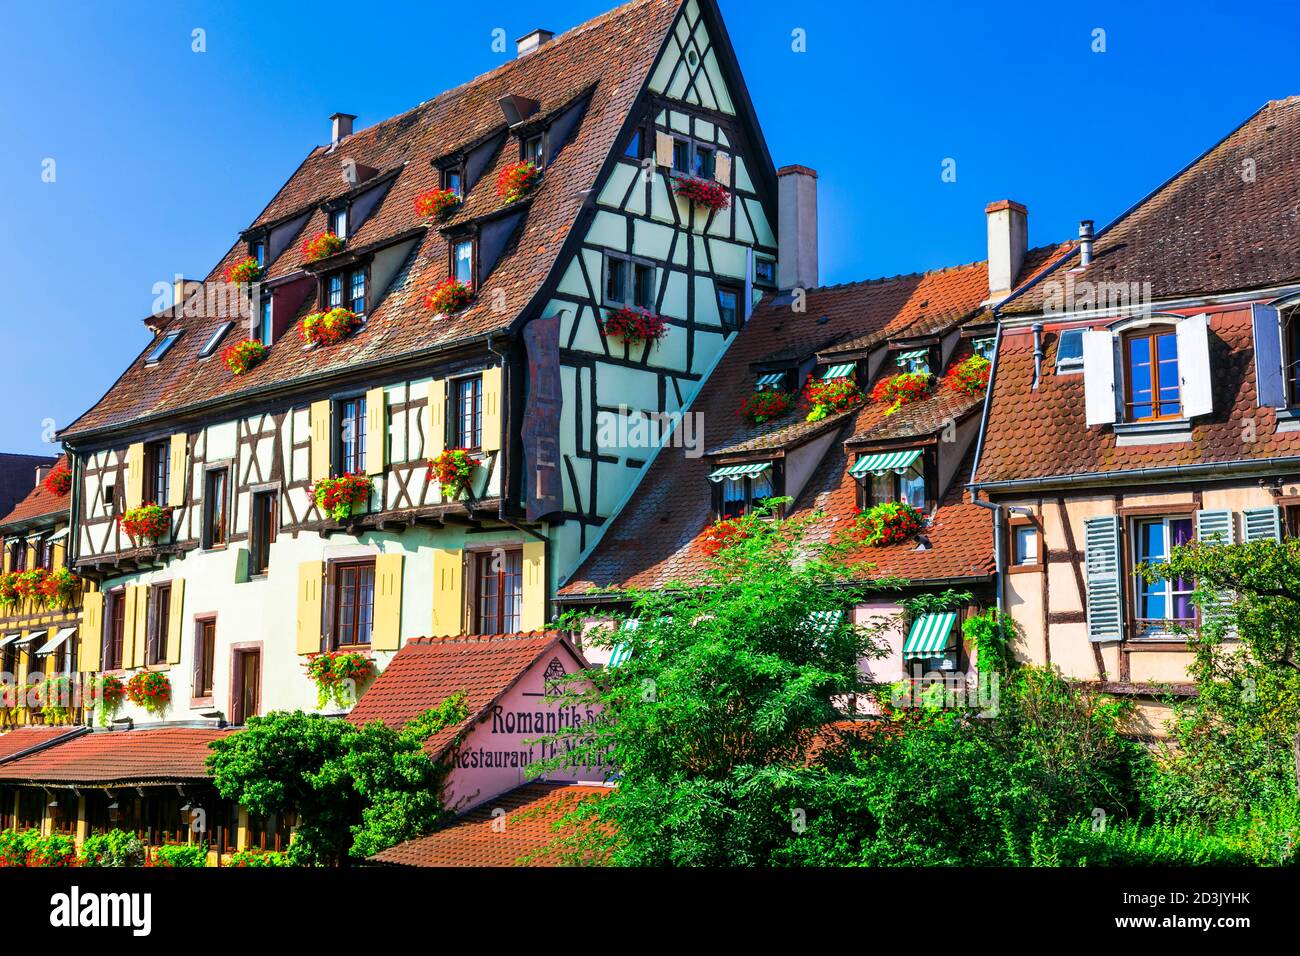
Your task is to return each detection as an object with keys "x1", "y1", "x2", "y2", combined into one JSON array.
[
  {"x1": 168, "y1": 433, "x2": 188, "y2": 508},
  {"x1": 481, "y1": 367, "x2": 503, "y2": 454},
  {"x1": 520, "y1": 540, "x2": 546, "y2": 631},
  {"x1": 365, "y1": 387, "x2": 387, "y2": 476},
  {"x1": 426, "y1": 379, "x2": 446, "y2": 459},
  {"x1": 79, "y1": 591, "x2": 103, "y2": 672},
  {"x1": 166, "y1": 579, "x2": 185, "y2": 664},
  {"x1": 125, "y1": 443, "x2": 145, "y2": 510},
  {"x1": 296, "y1": 561, "x2": 324, "y2": 654},
  {"x1": 310, "y1": 401, "x2": 332, "y2": 484},
  {"x1": 714, "y1": 152, "x2": 731, "y2": 187},
  {"x1": 655, "y1": 131, "x2": 675, "y2": 168},
  {"x1": 431, "y1": 548, "x2": 462, "y2": 637},
  {"x1": 372, "y1": 553, "x2": 403, "y2": 651}
]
